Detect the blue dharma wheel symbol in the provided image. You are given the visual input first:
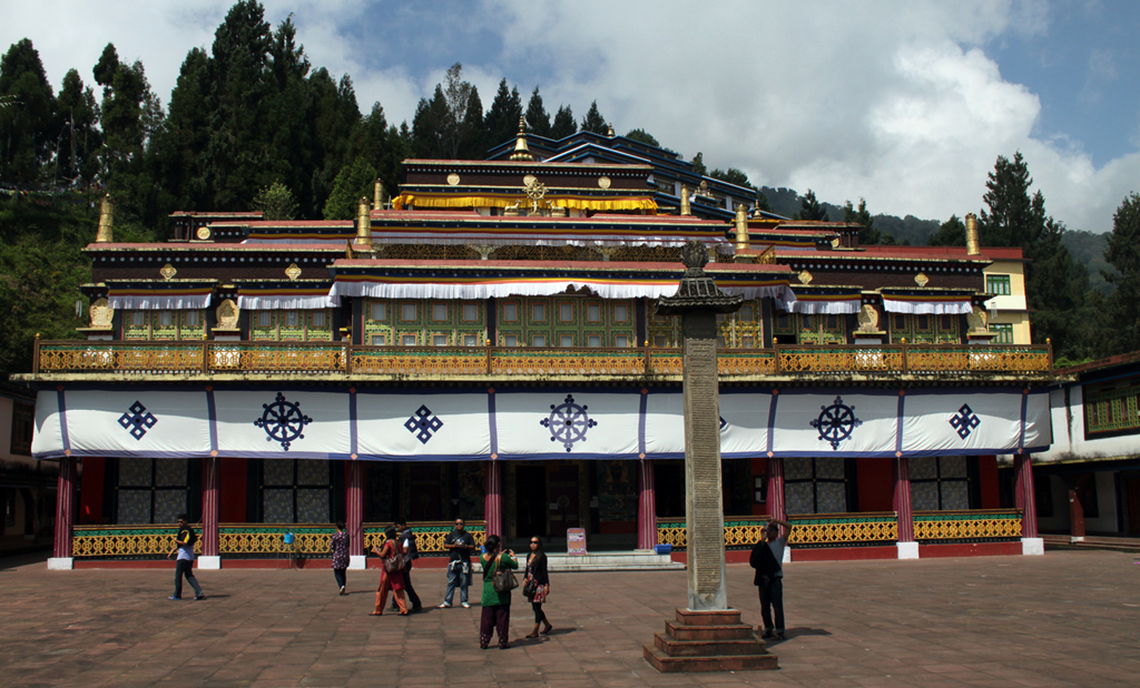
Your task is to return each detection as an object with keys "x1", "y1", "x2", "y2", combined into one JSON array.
[
  {"x1": 810, "y1": 395, "x2": 862, "y2": 450},
  {"x1": 254, "y1": 392, "x2": 312, "y2": 451},
  {"x1": 540, "y1": 394, "x2": 598, "y2": 452}
]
